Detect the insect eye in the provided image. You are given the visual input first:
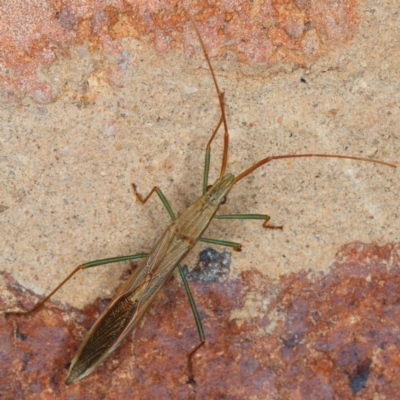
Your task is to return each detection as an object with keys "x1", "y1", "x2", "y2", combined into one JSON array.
[
  {"x1": 206, "y1": 184, "x2": 213, "y2": 192},
  {"x1": 220, "y1": 196, "x2": 227, "y2": 205}
]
